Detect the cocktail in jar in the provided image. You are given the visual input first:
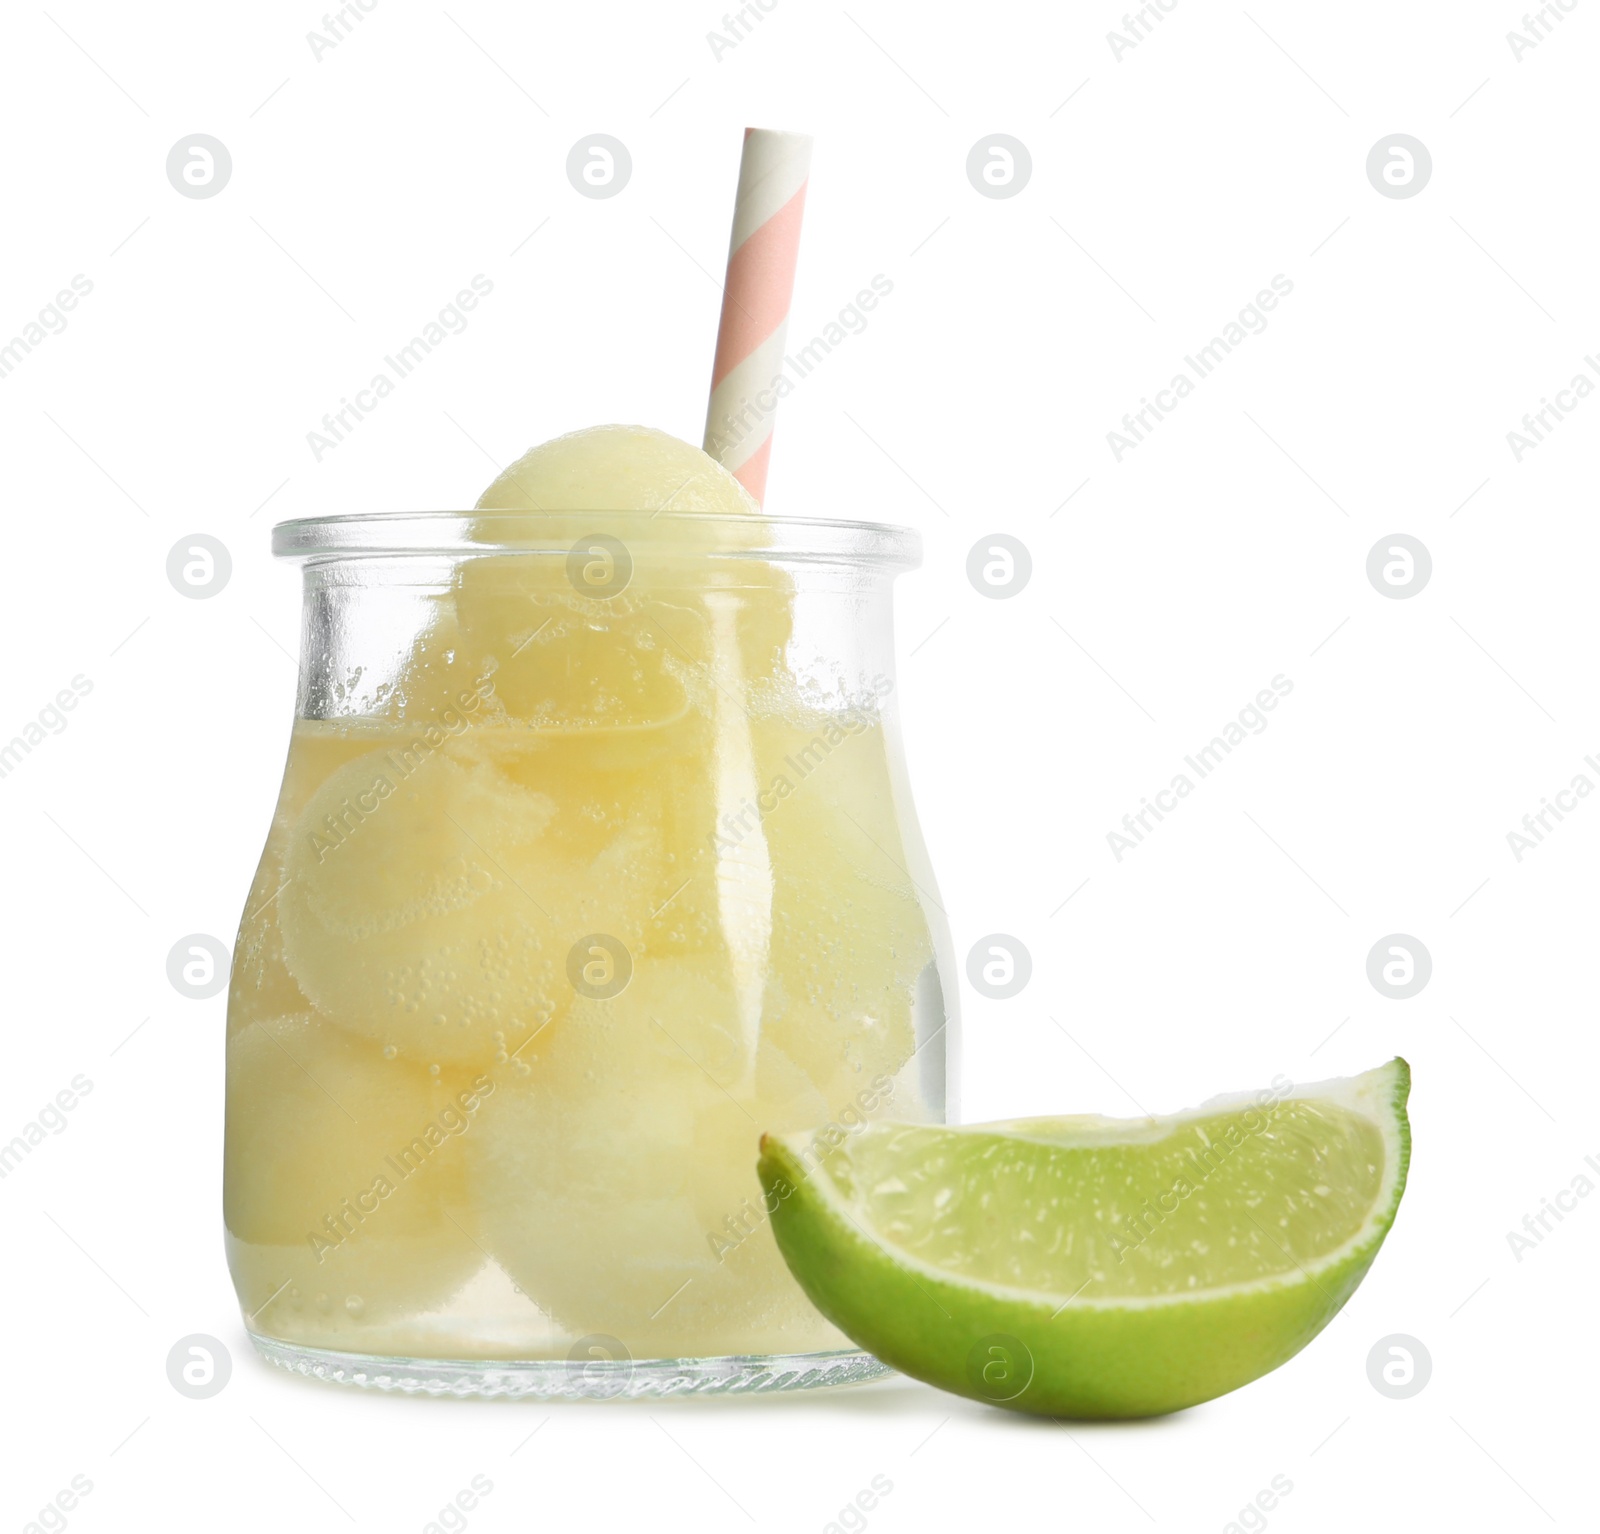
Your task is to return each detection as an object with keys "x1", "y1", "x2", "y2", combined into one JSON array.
[
  {"x1": 224, "y1": 425, "x2": 955, "y2": 1395},
  {"x1": 226, "y1": 125, "x2": 955, "y2": 1395}
]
